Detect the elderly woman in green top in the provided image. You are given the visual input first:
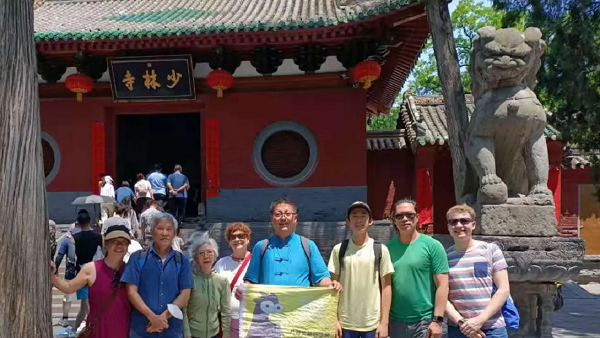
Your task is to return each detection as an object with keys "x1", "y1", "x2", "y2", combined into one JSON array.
[{"x1": 184, "y1": 235, "x2": 231, "y2": 338}]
